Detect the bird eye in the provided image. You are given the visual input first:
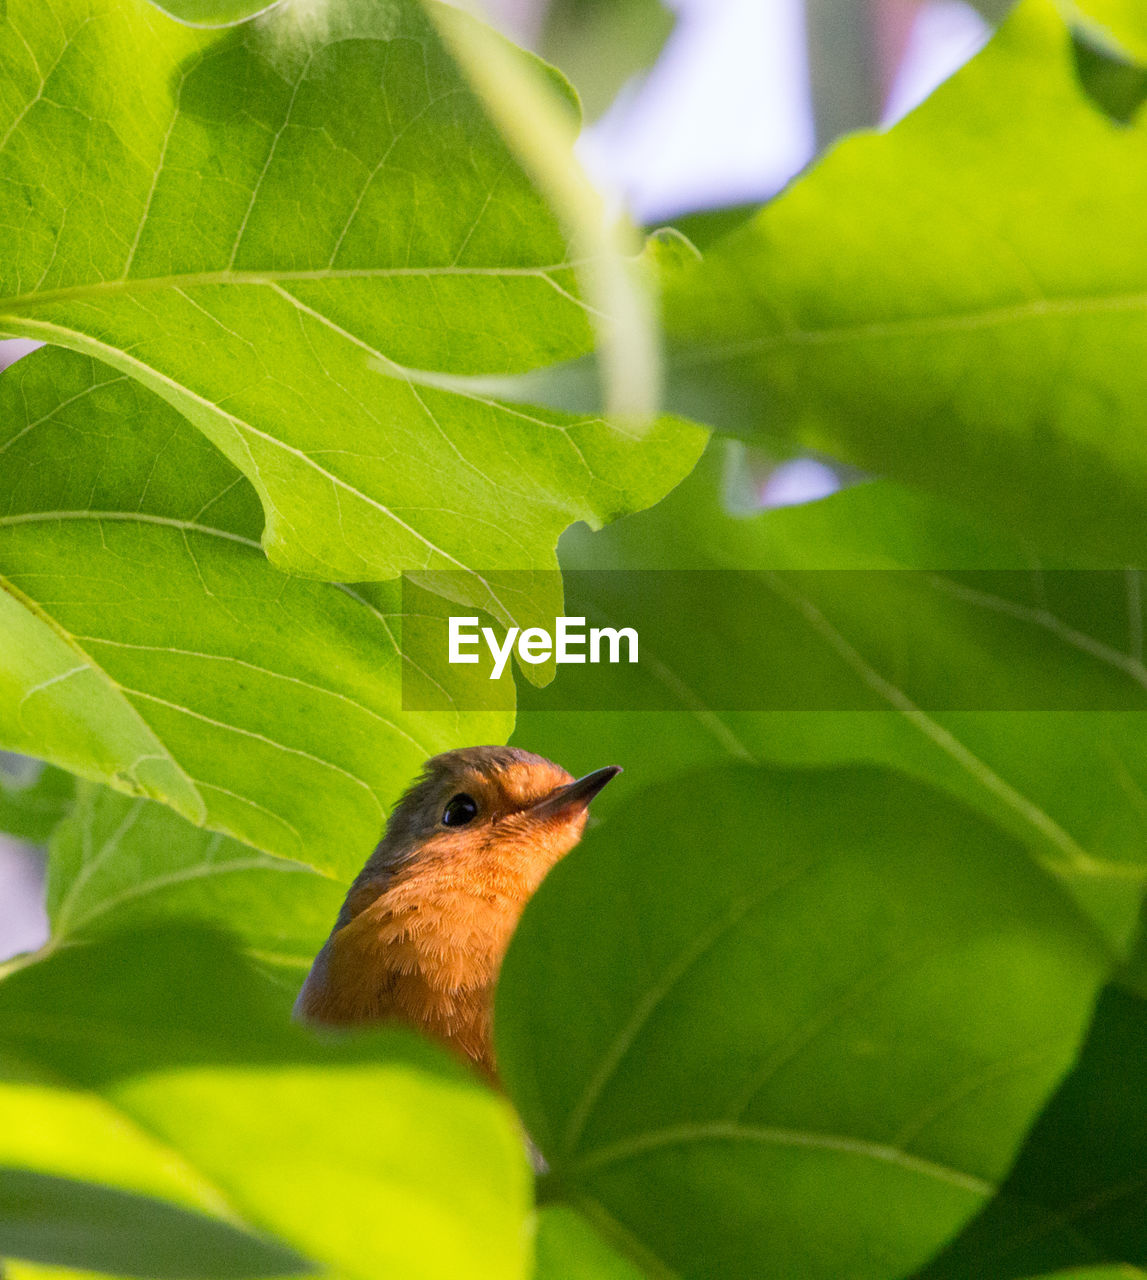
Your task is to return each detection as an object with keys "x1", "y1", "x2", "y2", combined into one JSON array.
[{"x1": 442, "y1": 793, "x2": 479, "y2": 827}]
